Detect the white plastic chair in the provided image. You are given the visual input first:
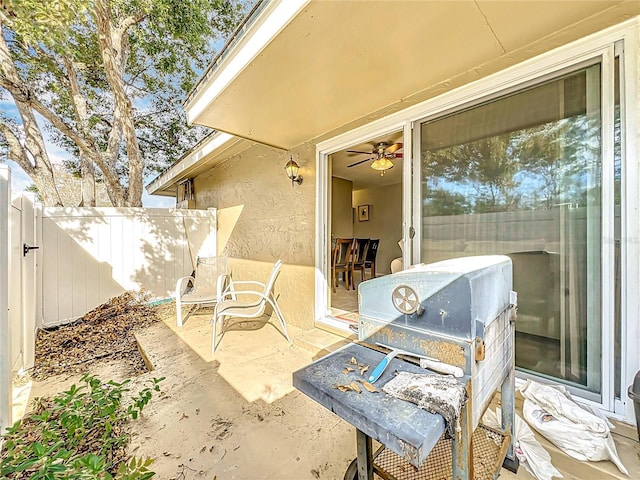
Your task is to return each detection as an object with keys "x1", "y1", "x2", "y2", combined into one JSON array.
[
  {"x1": 175, "y1": 256, "x2": 228, "y2": 327},
  {"x1": 211, "y1": 259, "x2": 290, "y2": 354}
]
